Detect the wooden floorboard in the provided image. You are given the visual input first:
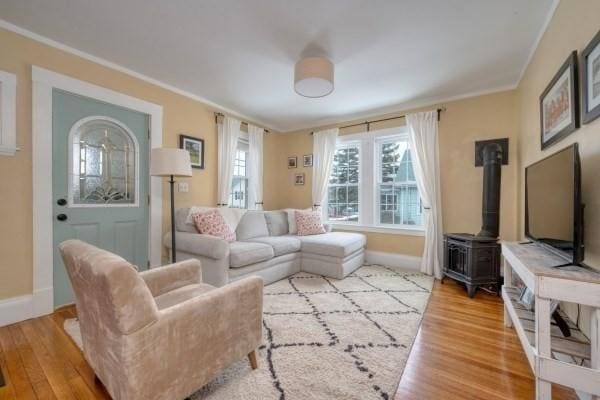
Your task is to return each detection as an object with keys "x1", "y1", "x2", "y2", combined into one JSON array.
[{"x1": 0, "y1": 279, "x2": 579, "y2": 399}]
